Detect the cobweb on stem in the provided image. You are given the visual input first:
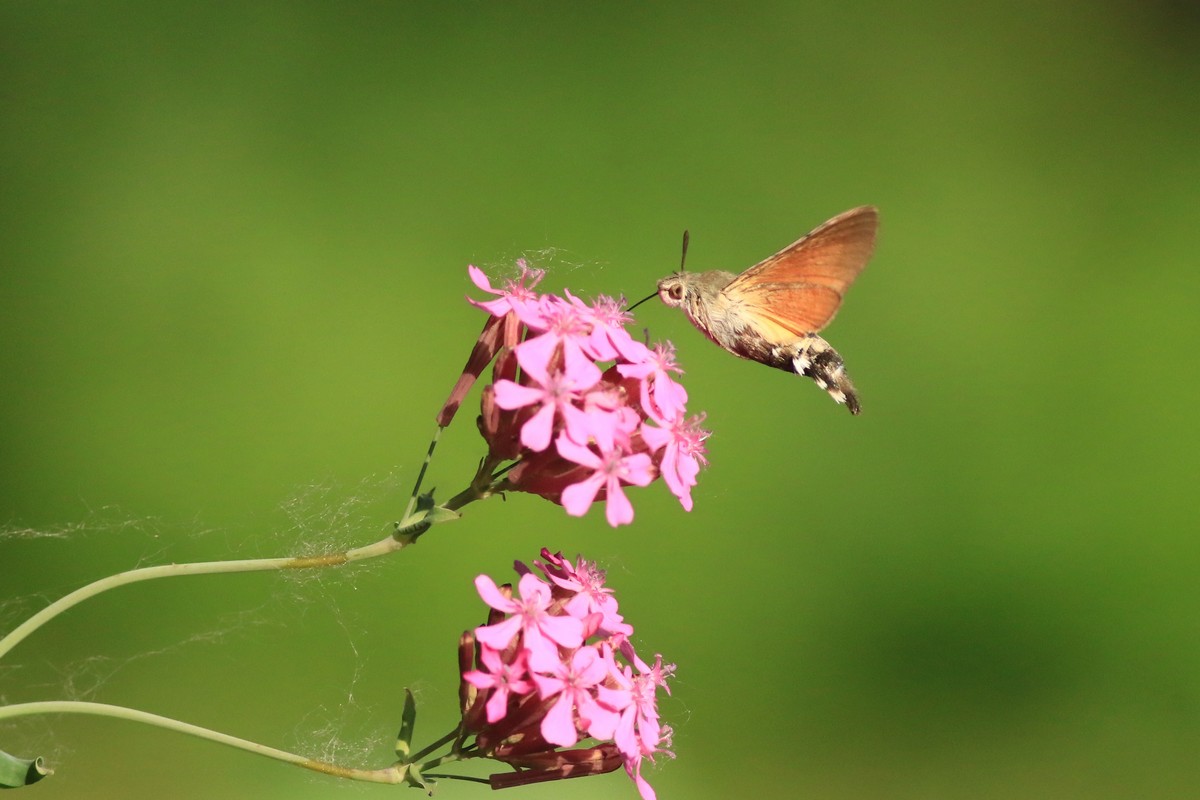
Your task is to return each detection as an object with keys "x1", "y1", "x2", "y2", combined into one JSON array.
[{"x1": 0, "y1": 474, "x2": 420, "y2": 774}]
